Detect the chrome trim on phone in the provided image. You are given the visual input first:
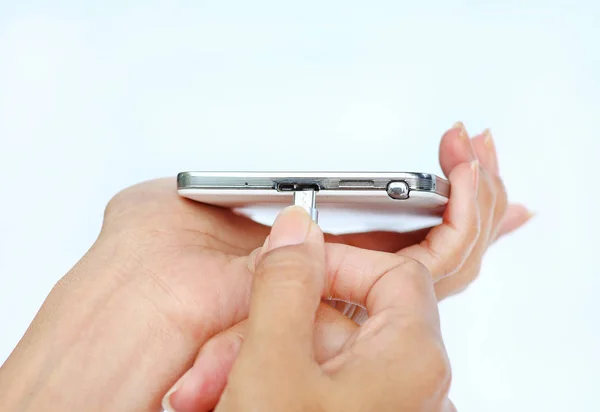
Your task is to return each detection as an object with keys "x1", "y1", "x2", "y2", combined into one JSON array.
[{"x1": 177, "y1": 172, "x2": 449, "y2": 199}]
